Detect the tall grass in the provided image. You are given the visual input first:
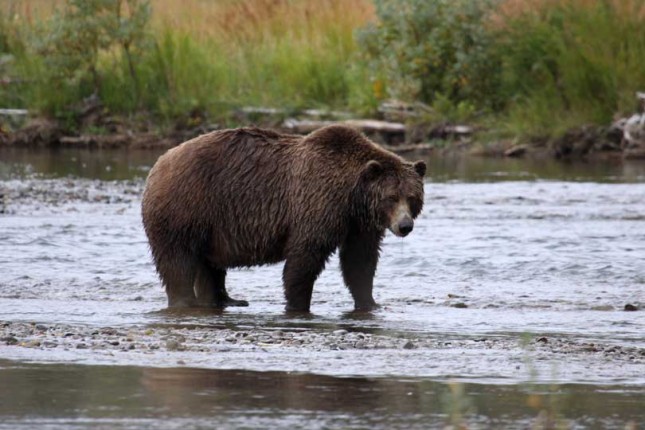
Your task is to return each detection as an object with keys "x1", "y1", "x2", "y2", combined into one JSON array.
[
  {"x1": 493, "y1": 0, "x2": 645, "y2": 136},
  {"x1": 0, "y1": 0, "x2": 375, "y2": 125},
  {"x1": 145, "y1": 0, "x2": 375, "y2": 114}
]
